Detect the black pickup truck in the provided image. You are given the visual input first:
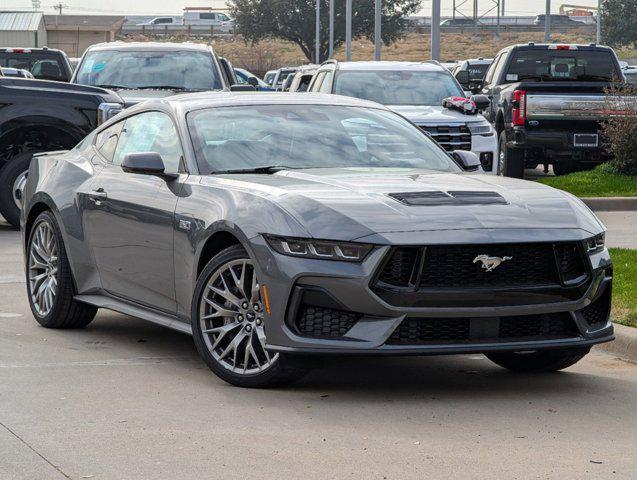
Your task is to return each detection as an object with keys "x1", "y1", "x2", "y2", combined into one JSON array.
[
  {"x1": 481, "y1": 43, "x2": 625, "y2": 177},
  {"x1": 0, "y1": 78, "x2": 123, "y2": 227}
]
